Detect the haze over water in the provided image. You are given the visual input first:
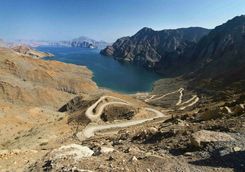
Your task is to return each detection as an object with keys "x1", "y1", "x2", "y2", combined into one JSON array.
[{"x1": 38, "y1": 47, "x2": 161, "y2": 93}]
